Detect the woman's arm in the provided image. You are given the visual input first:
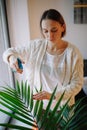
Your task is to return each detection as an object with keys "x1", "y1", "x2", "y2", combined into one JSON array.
[
  {"x1": 55, "y1": 54, "x2": 84, "y2": 101},
  {"x1": 3, "y1": 45, "x2": 31, "y2": 73}
]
